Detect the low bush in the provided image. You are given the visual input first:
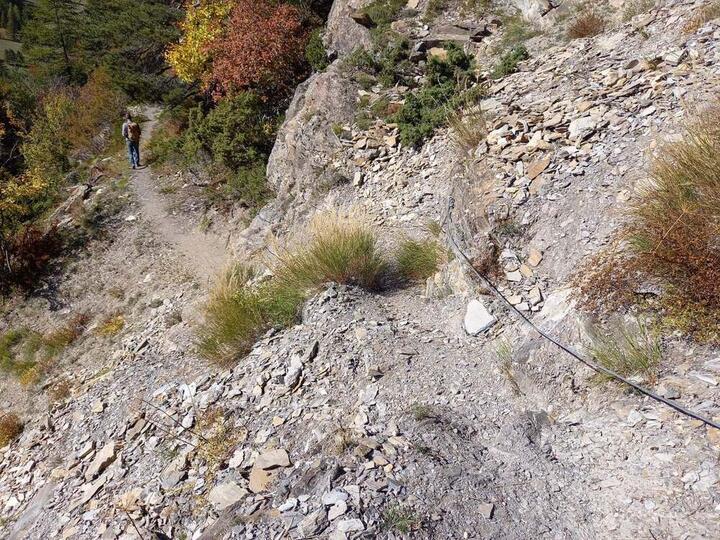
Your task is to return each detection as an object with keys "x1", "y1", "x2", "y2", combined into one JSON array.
[
  {"x1": 0, "y1": 226, "x2": 63, "y2": 294},
  {"x1": 494, "y1": 12, "x2": 539, "y2": 54},
  {"x1": 98, "y1": 314, "x2": 125, "y2": 336},
  {"x1": 567, "y1": 10, "x2": 605, "y2": 39},
  {"x1": 424, "y1": 0, "x2": 447, "y2": 22},
  {"x1": 0, "y1": 315, "x2": 88, "y2": 384},
  {"x1": 396, "y1": 238, "x2": 442, "y2": 281},
  {"x1": 588, "y1": 320, "x2": 661, "y2": 381},
  {"x1": 146, "y1": 93, "x2": 277, "y2": 211},
  {"x1": 382, "y1": 505, "x2": 421, "y2": 533},
  {"x1": 0, "y1": 413, "x2": 23, "y2": 447},
  {"x1": 623, "y1": 0, "x2": 656, "y2": 22},
  {"x1": 393, "y1": 43, "x2": 477, "y2": 146},
  {"x1": 683, "y1": 1, "x2": 720, "y2": 33},
  {"x1": 491, "y1": 45, "x2": 529, "y2": 79}
]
